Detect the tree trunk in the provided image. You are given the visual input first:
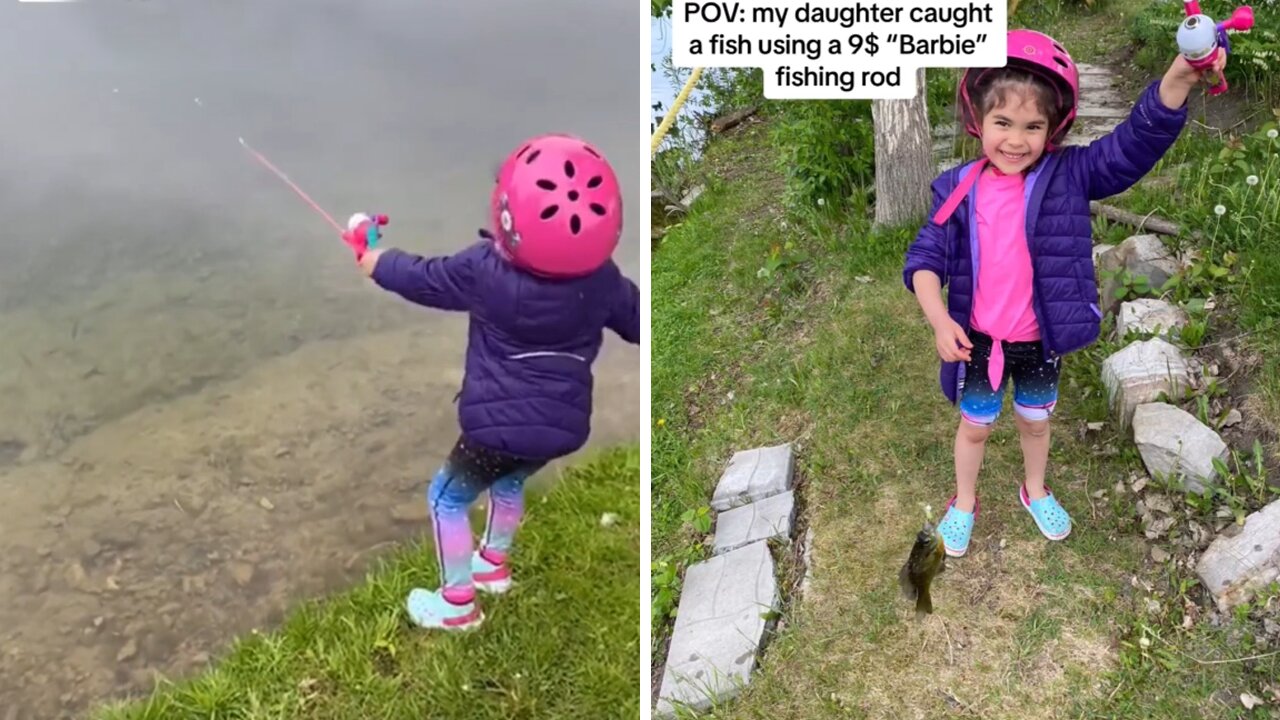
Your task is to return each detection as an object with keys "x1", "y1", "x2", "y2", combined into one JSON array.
[{"x1": 872, "y1": 67, "x2": 933, "y2": 227}]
